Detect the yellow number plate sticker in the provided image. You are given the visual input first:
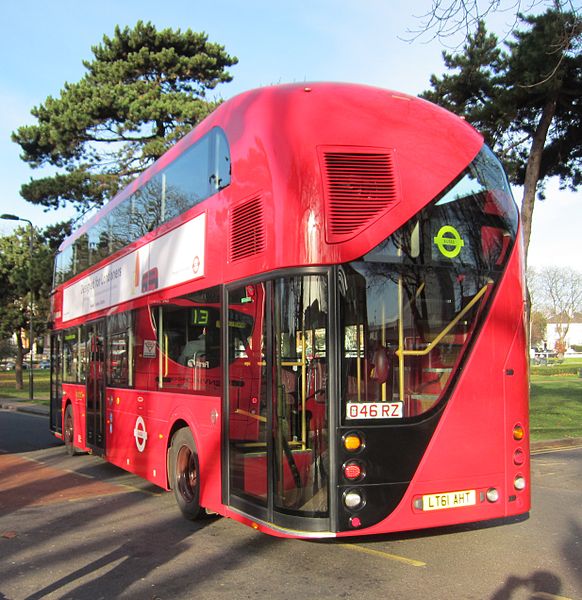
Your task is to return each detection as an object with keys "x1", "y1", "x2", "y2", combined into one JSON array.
[{"x1": 422, "y1": 489, "x2": 476, "y2": 511}]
